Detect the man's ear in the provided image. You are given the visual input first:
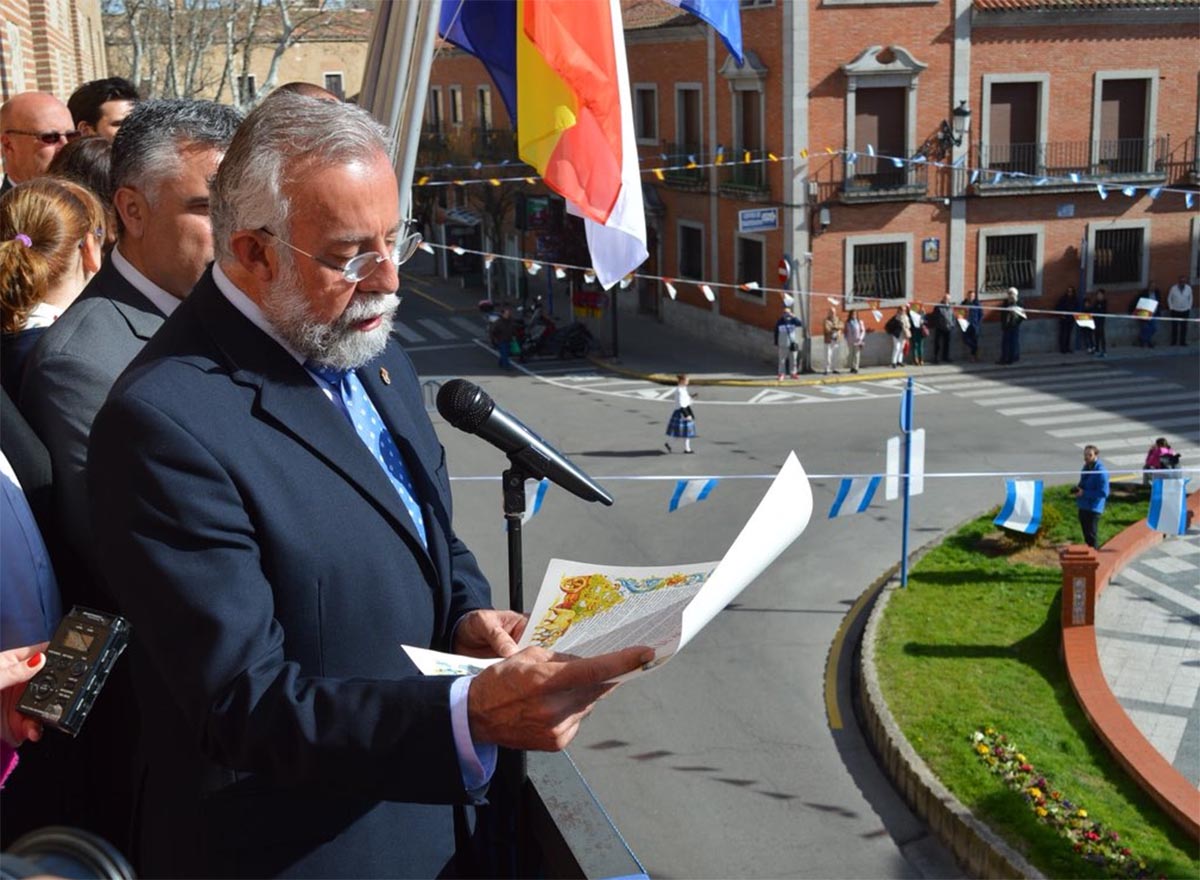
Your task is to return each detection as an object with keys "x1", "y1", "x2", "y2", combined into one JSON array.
[
  {"x1": 229, "y1": 229, "x2": 277, "y2": 283},
  {"x1": 77, "y1": 121, "x2": 97, "y2": 137},
  {"x1": 112, "y1": 186, "x2": 145, "y2": 239}
]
